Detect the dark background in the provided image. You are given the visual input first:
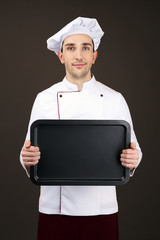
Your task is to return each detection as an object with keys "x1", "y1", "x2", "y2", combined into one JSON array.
[{"x1": 1, "y1": 0, "x2": 159, "y2": 239}]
